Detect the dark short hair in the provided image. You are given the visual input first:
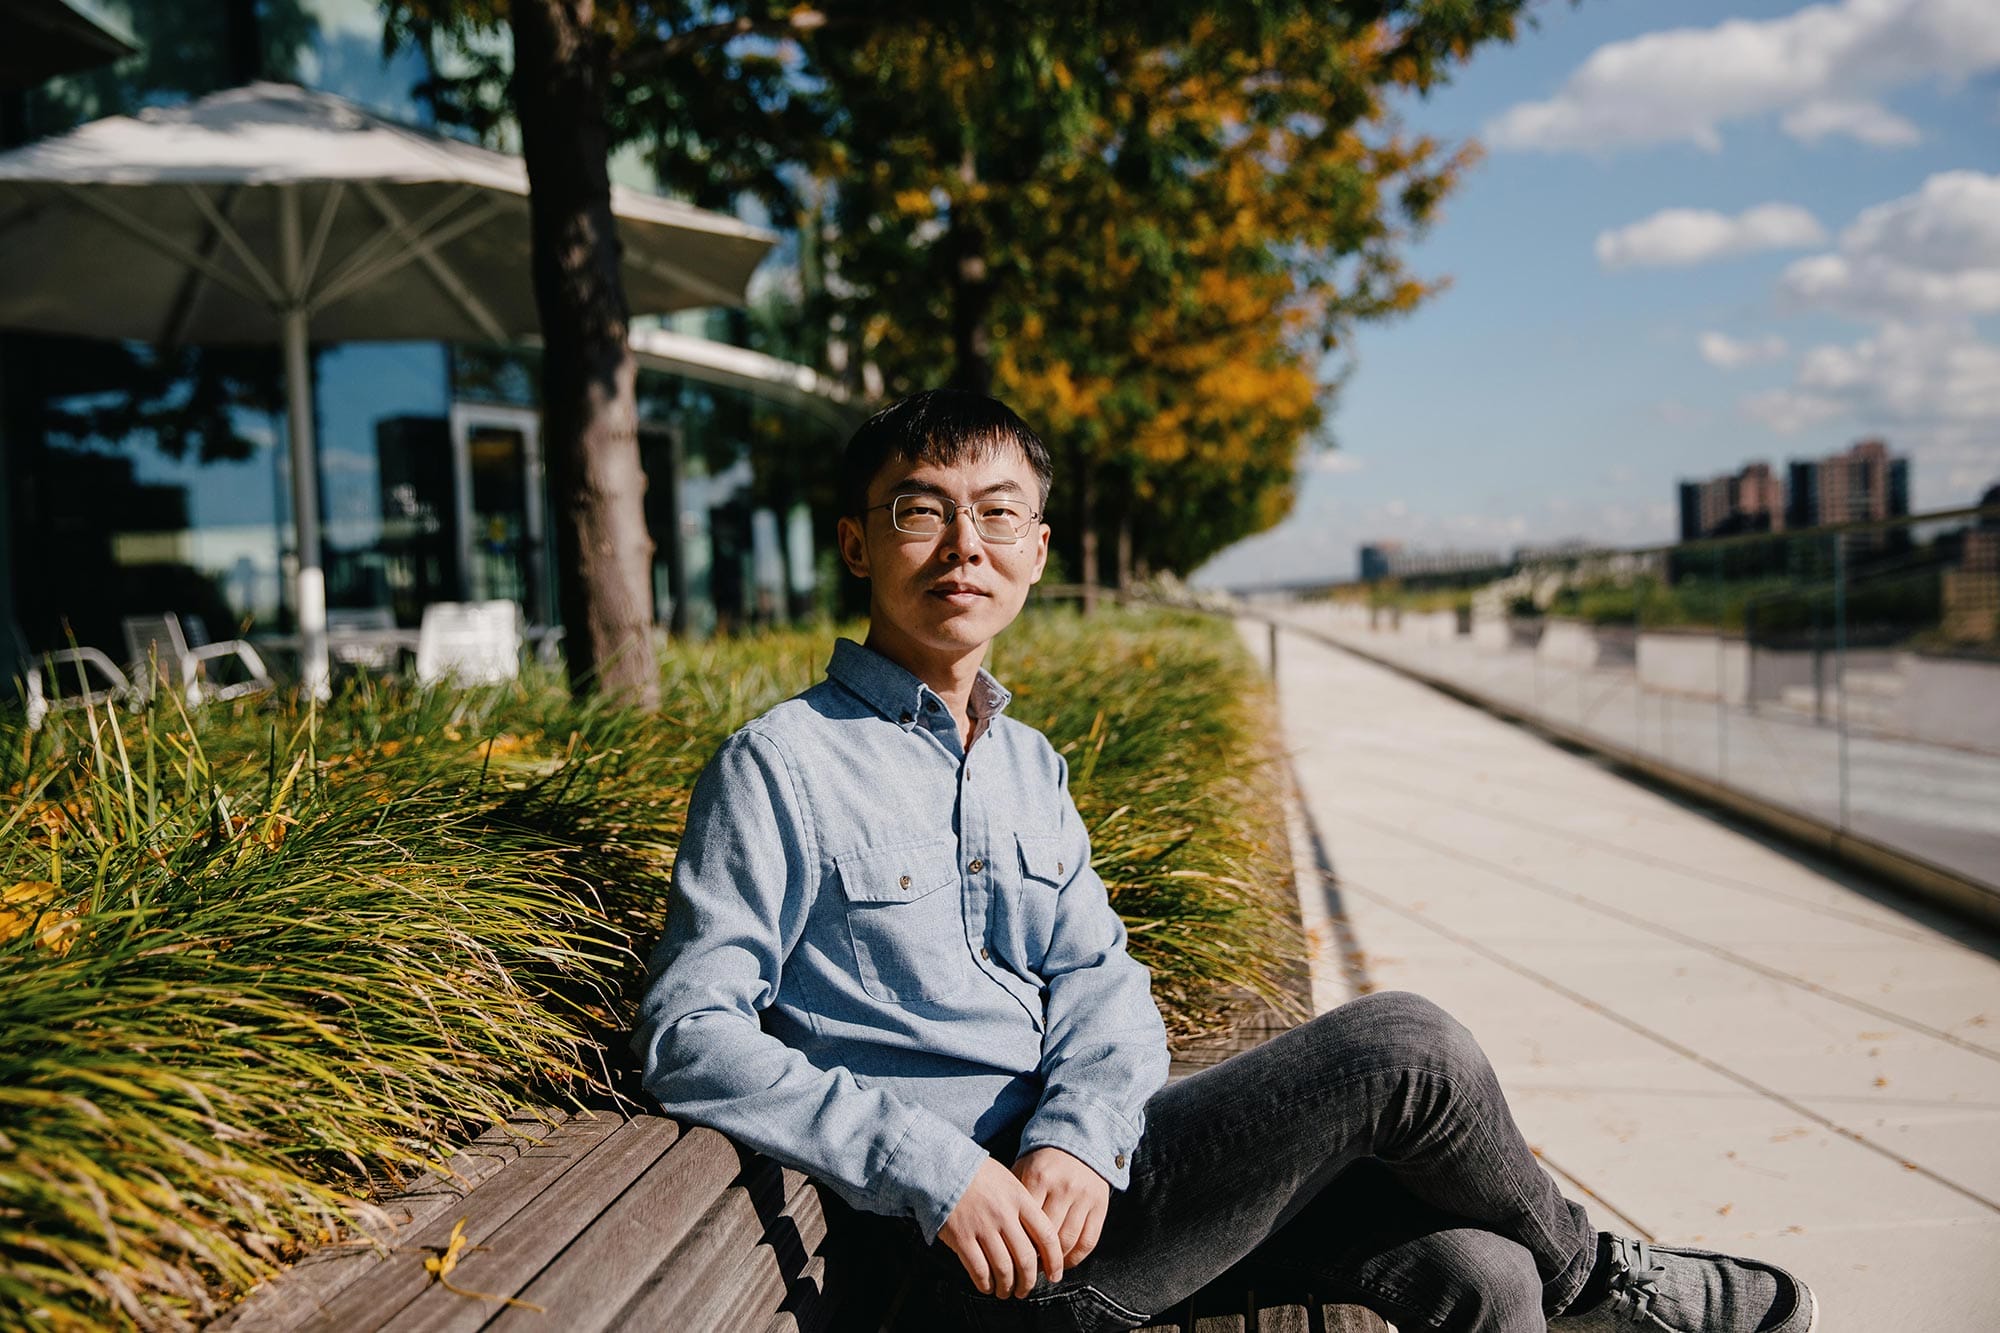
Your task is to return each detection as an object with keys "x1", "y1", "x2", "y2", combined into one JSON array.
[{"x1": 839, "y1": 389, "x2": 1054, "y2": 518}]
